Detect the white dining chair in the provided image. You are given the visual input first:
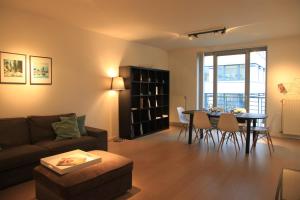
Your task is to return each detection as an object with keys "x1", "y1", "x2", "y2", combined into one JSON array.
[
  {"x1": 193, "y1": 111, "x2": 215, "y2": 146},
  {"x1": 176, "y1": 107, "x2": 189, "y2": 140},
  {"x1": 251, "y1": 117, "x2": 275, "y2": 155},
  {"x1": 217, "y1": 113, "x2": 240, "y2": 153}
]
